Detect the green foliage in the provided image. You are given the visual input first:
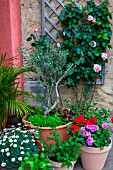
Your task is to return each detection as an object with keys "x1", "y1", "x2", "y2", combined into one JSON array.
[
  {"x1": 0, "y1": 54, "x2": 34, "y2": 130},
  {"x1": 28, "y1": 114, "x2": 65, "y2": 128},
  {"x1": 43, "y1": 130, "x2": 81, "y2": 169},
  {"x1": 0, "y1": 124, "x2": 38, "y2": 169},
  {"x1": 18, "y1": 152, "x2": 53, "y2": 170},
  {"x1": 58, "y1": 1, "x2": 112, "y2": 86}
]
